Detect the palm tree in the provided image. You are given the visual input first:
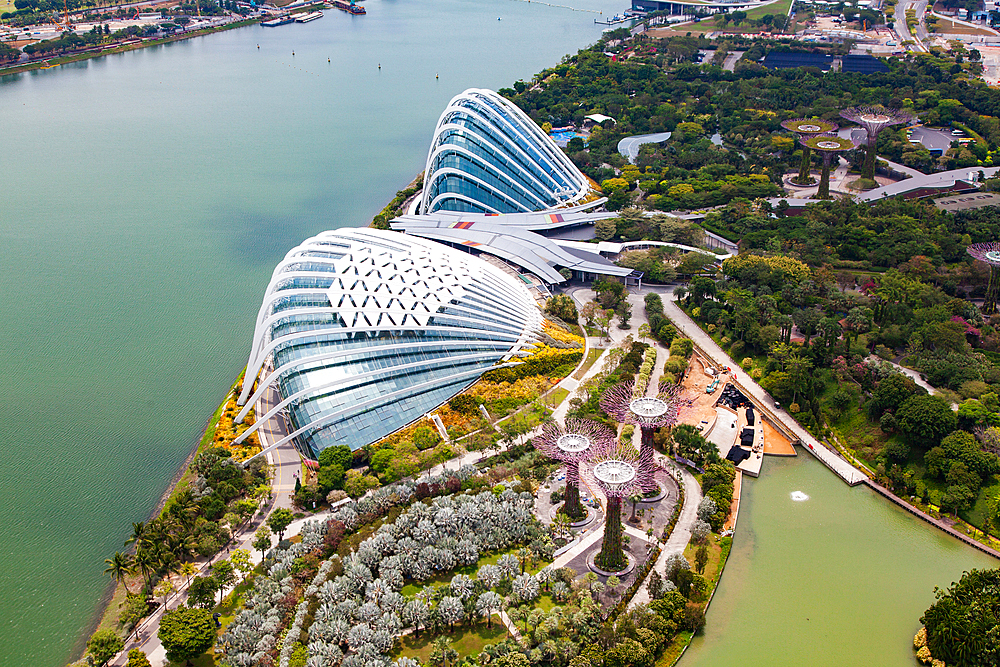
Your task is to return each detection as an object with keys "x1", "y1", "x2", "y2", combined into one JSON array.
[
  {"x1": 476, "y1": 591, "x2": 503, "y2": 628},
  {"x1": 180, "y1": 562, "x2": 197, "y2": 587},
  {"x1": 104, "y1": 552, "x2": 134, "y2": 593},
  {"x1": 134, "y1": 548, "x2": 156, "y2": 592},
  {"x1": 124, "y1": 521, "x2": 147, "y2": 549}
]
